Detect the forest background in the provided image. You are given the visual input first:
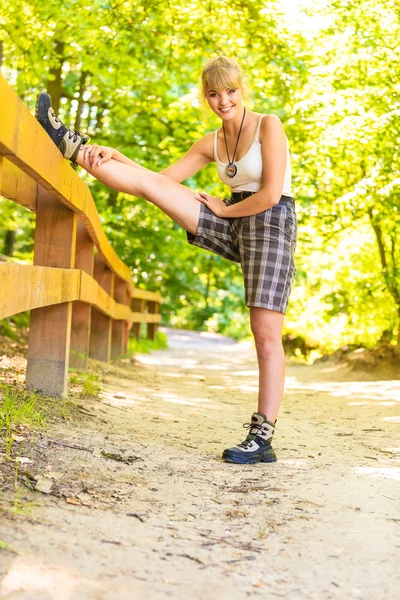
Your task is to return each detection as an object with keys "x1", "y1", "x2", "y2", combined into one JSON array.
[{"x1": 0, "y1": 0, "x2": 399, "y2": 359}]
